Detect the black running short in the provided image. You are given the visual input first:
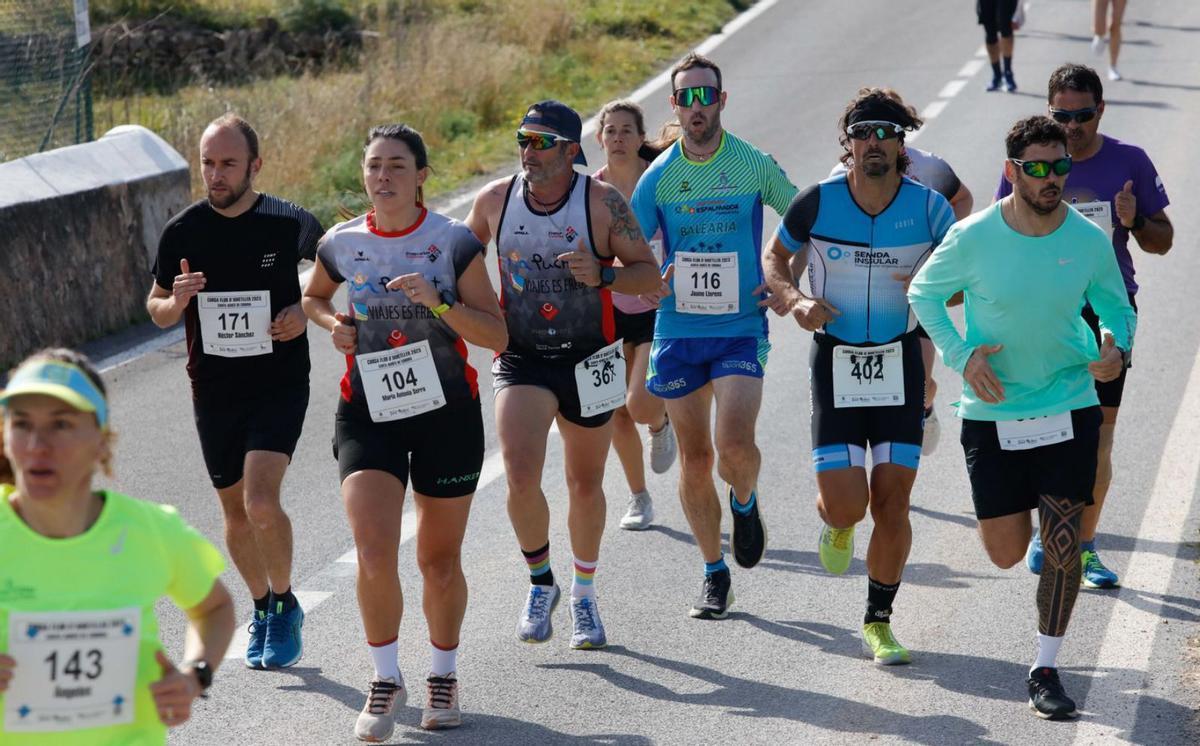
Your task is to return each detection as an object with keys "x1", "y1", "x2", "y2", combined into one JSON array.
[
  {"x1": 614, "y1": 307, "x2": 656, "y2": 347},
  {"x1": 960, "y1": 406, "x2": 1102, "y2": 520},
  {"x1": 491, "y1": 350, "x2": 614, "y2": 428},
  {"x1": 1081, "y1": 293, "x2": 1137, "y2": 408},
  {"x1": 194, "y1": 383, "x2": 309, "y2": 489},
  {"x1": 333, "y1": 400, "x2": 484, "y2": 497},
  {"x1": 809, "y1": 331, "x2": 925, "y2": 472}
]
